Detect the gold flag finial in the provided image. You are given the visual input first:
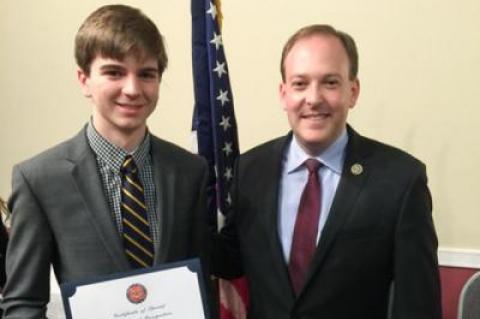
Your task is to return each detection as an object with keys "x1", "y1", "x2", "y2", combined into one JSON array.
[{"x1": 214, "y1": 0, "x2": 223, "y2": 30}]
